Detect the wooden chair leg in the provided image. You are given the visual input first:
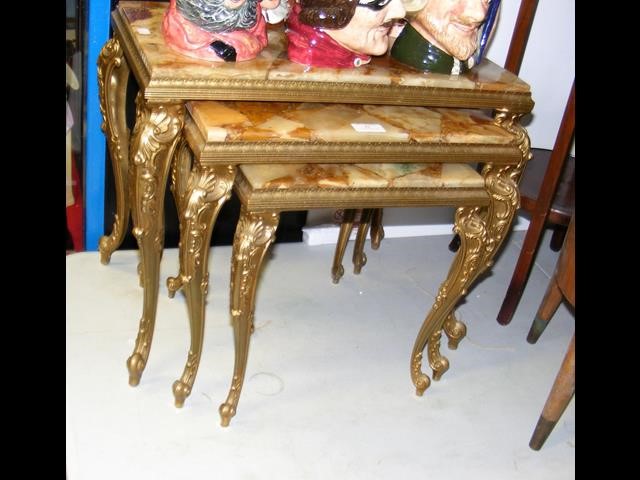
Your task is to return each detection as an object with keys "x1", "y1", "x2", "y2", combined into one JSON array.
[
  {"x1": 527, "y1": 276, "x2": 563, "y2": 344},
  {"x1": 529, "y1": 334, "x2": 575, "y2": 450},
  {"x1": 497, "y1": 82, "x2": 574, "y2": 326},
  {"x1": 549, "y1": 224, "x2": 567, "y2": 252}
]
